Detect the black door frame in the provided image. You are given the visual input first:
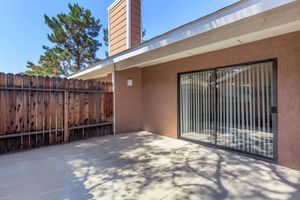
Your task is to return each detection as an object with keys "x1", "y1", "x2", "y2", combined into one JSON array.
[{"x1": 177, "y1": 58, "x2": 278, "y2": 163}]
